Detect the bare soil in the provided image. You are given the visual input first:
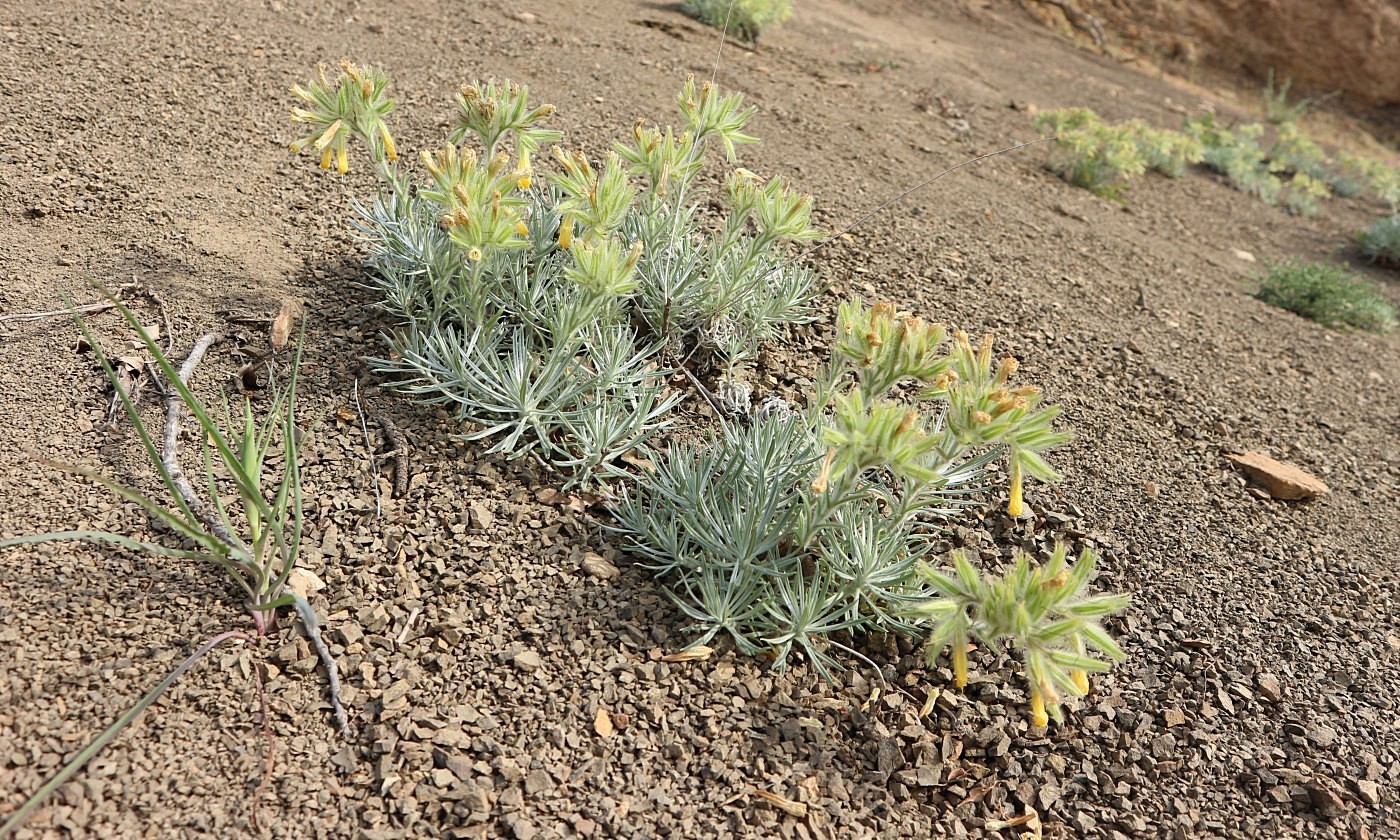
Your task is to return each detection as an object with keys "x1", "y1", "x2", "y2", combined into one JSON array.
[{"x1": 2, "y1": 1, "x2": 1399, "y2": 838}]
